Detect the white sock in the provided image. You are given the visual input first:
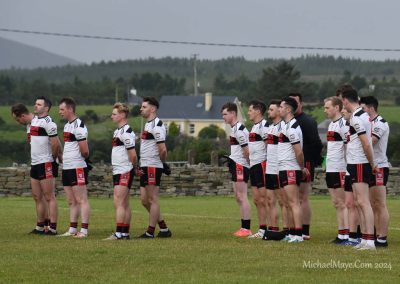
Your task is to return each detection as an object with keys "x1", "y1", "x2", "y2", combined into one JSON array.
[
  {"x1": 80, "y1": 228, "x2": 88, "y2": 235},
  {"x1": 69, "y1": 227, "x2": 78, "y2": 234},
  {"x1": 115, "y1": 232, "x2": 122, "y2": 238},
  {"x1": 367, "y1": 240, "x2": 375, "y2": 246}
]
